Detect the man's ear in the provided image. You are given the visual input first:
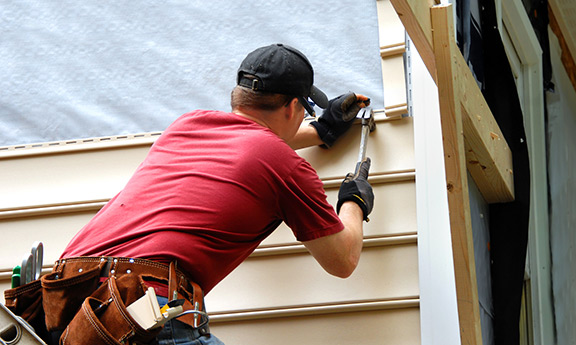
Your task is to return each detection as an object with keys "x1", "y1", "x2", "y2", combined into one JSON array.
[{"x1": 285, "y1": 98, "x2": 299, "y2": 120}]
